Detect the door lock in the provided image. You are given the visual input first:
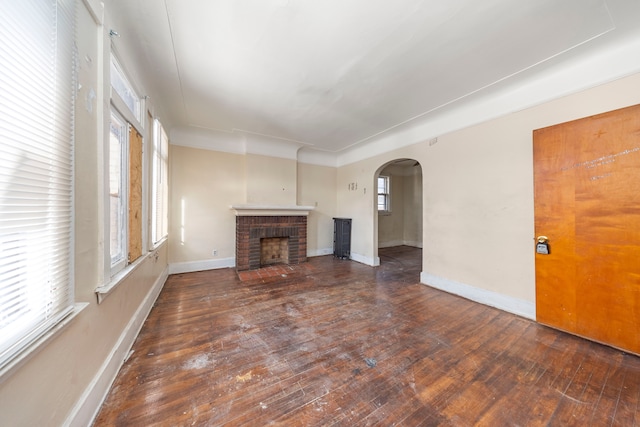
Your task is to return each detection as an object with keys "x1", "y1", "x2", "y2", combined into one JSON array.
[{"x1": 536, "y1": 236, "x2": 550, "y2": 255}]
